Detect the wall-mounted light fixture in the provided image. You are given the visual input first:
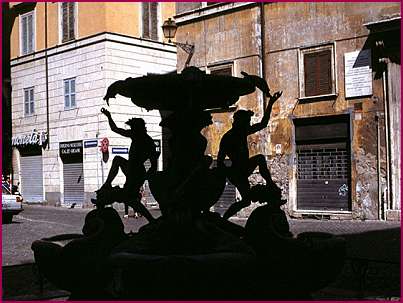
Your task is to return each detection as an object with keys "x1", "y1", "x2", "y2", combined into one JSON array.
[{"x1": 162, "y1": 18, "x2": 195, "y2": 69}]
